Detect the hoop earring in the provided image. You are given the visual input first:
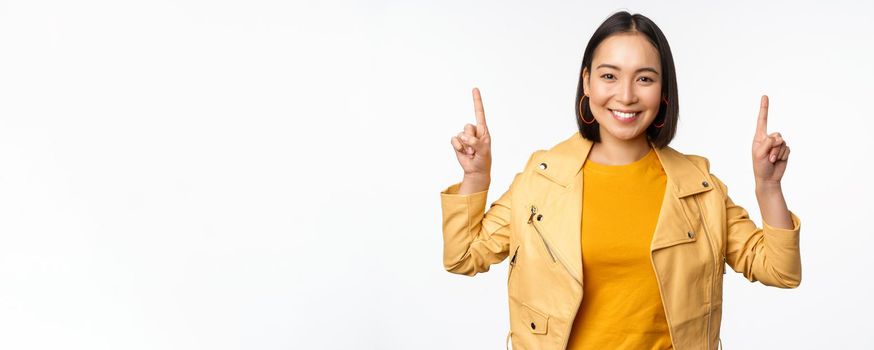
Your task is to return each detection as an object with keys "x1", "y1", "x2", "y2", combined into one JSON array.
[
  {"x1": 653, "y1": 97, "x2": 669, "y2": 128},
  {"x1": 579, "y1": 96, "x2": 595, "y2": 125}
]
